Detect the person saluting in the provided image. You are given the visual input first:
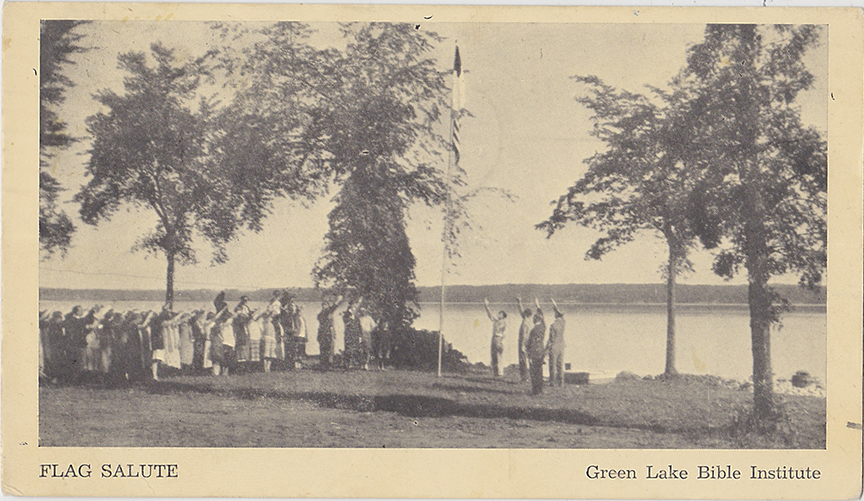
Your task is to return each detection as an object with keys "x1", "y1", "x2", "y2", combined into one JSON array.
[
  {"x1": 516, "y1": 298, "x2": 533, "y2": 382},
  {"x1": 546, "y1": 298, "x2": 566, "y2": 387},
  {"x1": 527, "y1": 298, "x2": 546, "y2": 395},
  {"x1": 484, "y1": 298, "x2": 507, "y2": 378}
]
